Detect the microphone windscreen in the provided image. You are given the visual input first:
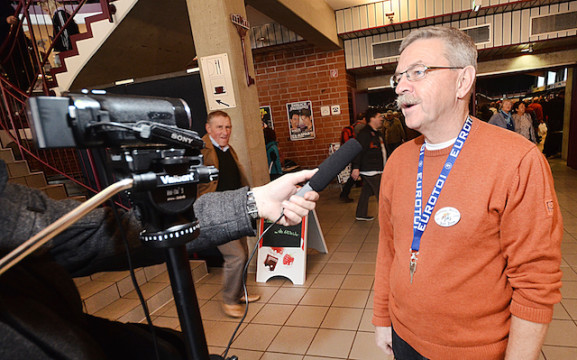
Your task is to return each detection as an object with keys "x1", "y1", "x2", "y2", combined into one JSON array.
[{"x1": 308, "y1": 139, "x2": 362, "y2": 192}]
